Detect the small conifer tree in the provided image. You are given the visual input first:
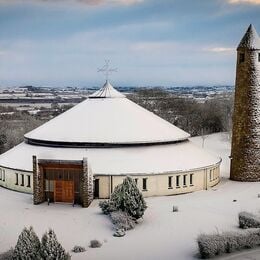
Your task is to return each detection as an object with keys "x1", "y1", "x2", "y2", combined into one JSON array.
[
  {"x1": 12, "y1": 226, "x2": 41, "y2": 260},
  {"x1": 110, "y1": 176, "x2": 147, "y2": 219},
  {"x1": 41, "y1": 229, "x2": 69, "y2": 260}
]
